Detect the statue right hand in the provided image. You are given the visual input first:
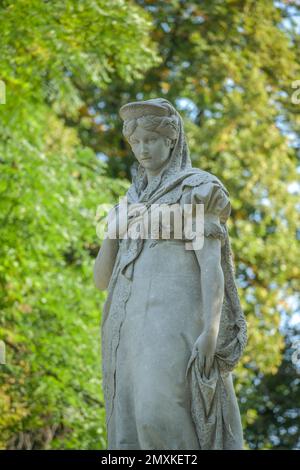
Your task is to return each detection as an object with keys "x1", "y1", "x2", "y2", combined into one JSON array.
[
  {"x1": 106, "y1": 197, "x2": 145, "y2": 239},
  {"x1": 106, "y1": 199, "x2": 127, "y2": 239}
]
